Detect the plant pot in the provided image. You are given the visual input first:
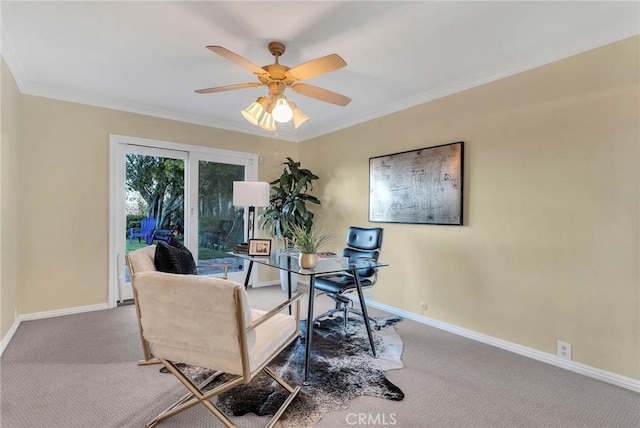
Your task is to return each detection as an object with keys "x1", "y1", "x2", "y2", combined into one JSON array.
[
  {"x1": 299, "y1": 253, "x2": 318, "y2": 270},
  {"x1": 279, "y1": 270, "x2": 298, "y2": 293}
]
